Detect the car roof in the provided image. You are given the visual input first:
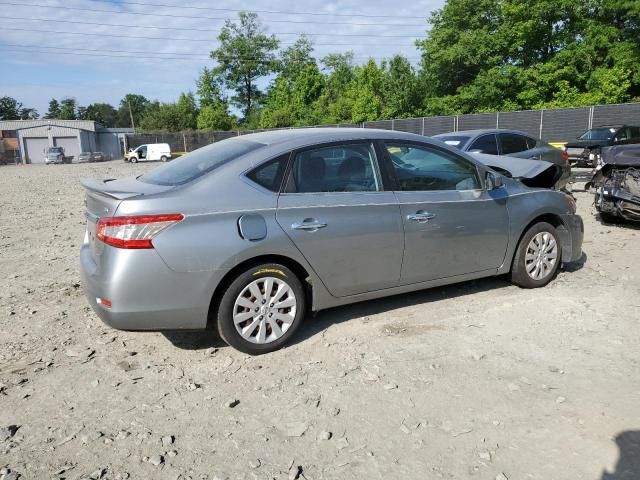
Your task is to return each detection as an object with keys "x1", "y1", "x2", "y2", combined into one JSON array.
[
  {"x1": 434, "y1": 129, "x2": 534, "y2": 137},
  {"x1": 235, "y1": 127, "x2": 425, "y2": 147}
]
